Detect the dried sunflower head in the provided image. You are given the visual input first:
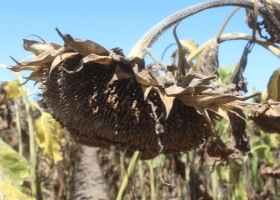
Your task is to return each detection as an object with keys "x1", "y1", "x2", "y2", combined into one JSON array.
[{"x1": 8, "y1": 28, "x2": 255, "y2": 159}]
